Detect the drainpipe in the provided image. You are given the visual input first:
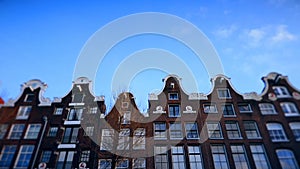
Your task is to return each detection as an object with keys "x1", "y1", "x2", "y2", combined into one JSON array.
[{"x1": 31, "y1": 116, "x2": 48, "y2": 169}]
